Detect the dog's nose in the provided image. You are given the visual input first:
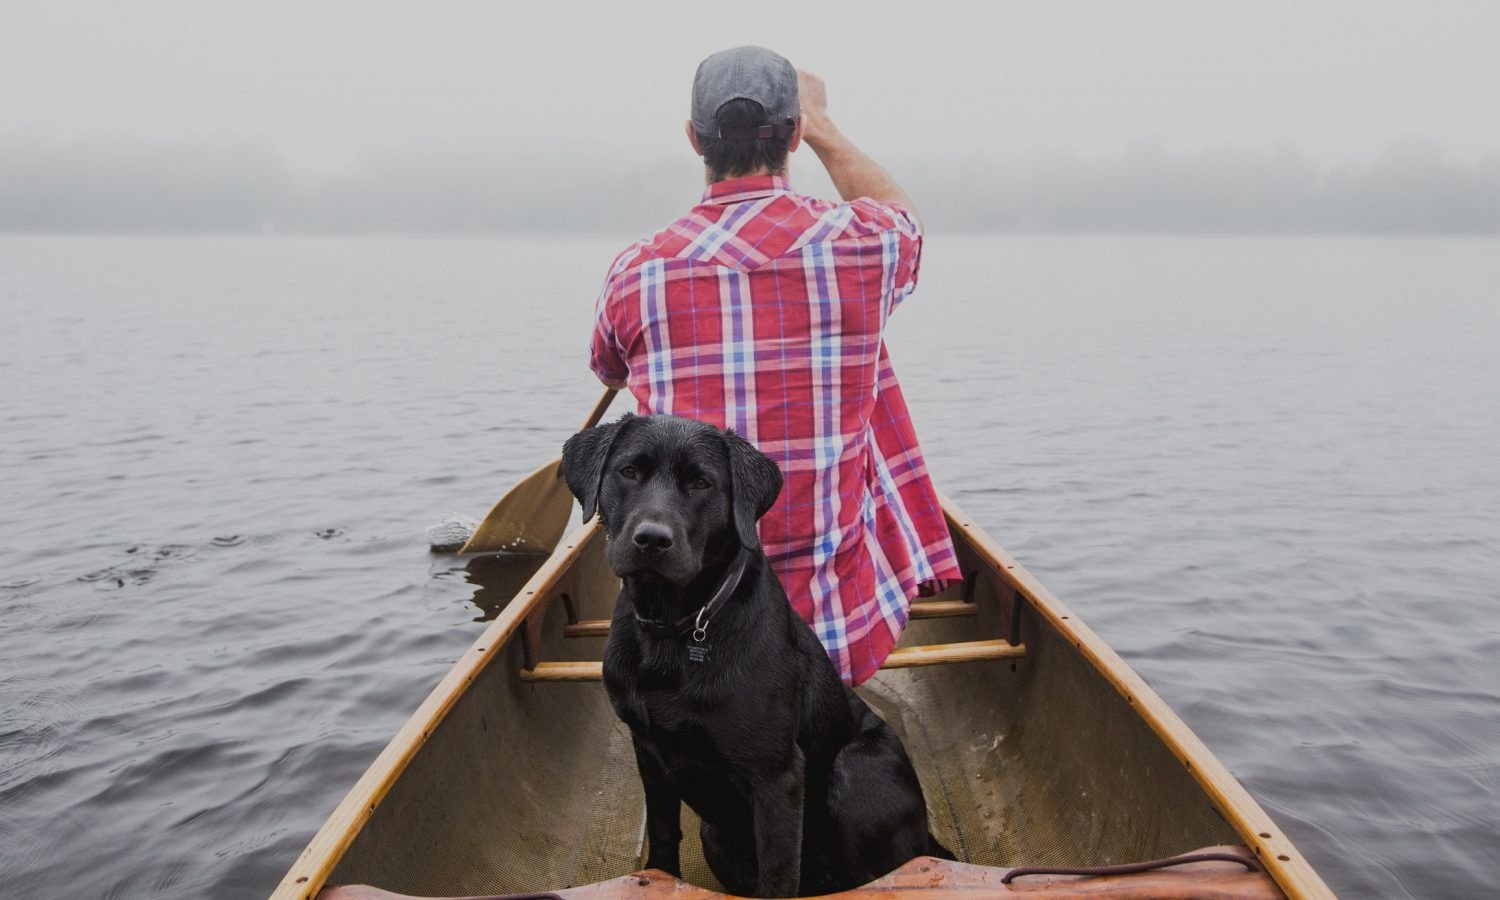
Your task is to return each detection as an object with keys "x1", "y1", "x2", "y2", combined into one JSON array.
[{"x1": 631, "y1": 522, "x2": 674, "y2": 552}]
